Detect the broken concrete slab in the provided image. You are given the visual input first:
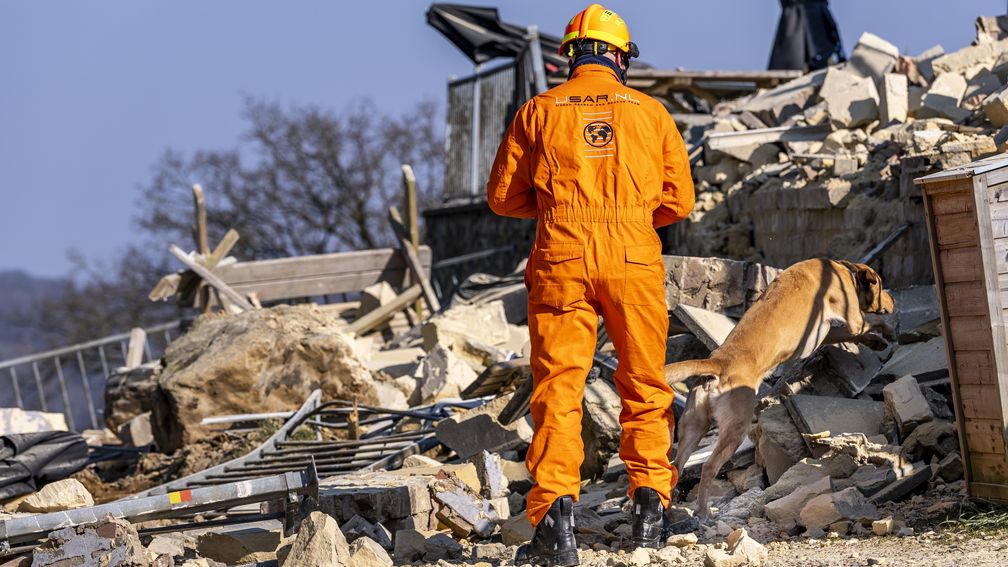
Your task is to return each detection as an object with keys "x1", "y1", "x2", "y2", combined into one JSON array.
[
  {"x1": 435, "y1": 393, "x2": 534, "y2": 460},
  {"x1": 422, "y1": 300, "x2": 511, "y2": 353},
  {"x1": 919, "y1": 72, "x2": 971, "y2": 122},
  {"x1": 900, "y1": 420, "x2": 958, "y2": 462},
  {"x1": 800, "y1": 487, "x2": 880, "y2": 531},
  {"x1": 883, "y1": 375, "x2": 934, "y2": 438},
  {"x1": 319, "y1": 471, "x2": 435, "y2": 533},
  {"x1": 18, "y1": 478, "x2": 94, "y2": 513},
  {"x1": 834, "y1": 464, "x2": 897, "y2": 497},
  {"x1": 342, "y1": 514, "x2": 393, "y2": 550},
  {"x1": 740, "y1": 69, "x2": 827, "y2": 125},
  {"x1": 663, "y1": 256, "x2": 782, "y2": 319},
  {"x1": 819, "y1": 342, "x2": 884, "y2": 397},
  {"x1": 430, "y1": 474, "x2": 500, "y2": 538},
  {"x1": 785, "y1": 394, "x2": 887, "y2": 443},
  {"x1": 985, "y1": 84, "x2": 1008, "y2": 126},
  {"x1": 469, "y1": 450, "x2": 509, "y2": 499},
  {"x1": 764, "y1": 476, "x2": 833, "y2": 527},
  {"x1": 870, "y1": 461, "x2": 932, "y2": 504},
  {"x1": 581, "y1": 378, "x2": 622, "y2": 480},
  {"x1": 31, "y1": 516, "x2": 147, "y2": 567},
  {"x1": 673, "y1": 304, "x2": 737, "y2": 350},
  {"x1": 847, "y1": 32, "x2": 900, "y2": 82},
  {"x1": 878, "y1": 338, "x2": 947, "y2": 381},
  {"x1": 760, "y1": 459, "x2": 828, "y2": 505},
  {"x1": 820, "y1": 67, "x2": 880, "y2": 128},
  {"x1": 413, "y1": 344, "x2": 478, "y2": 403},
  {"x1": 915, "y1": 44, "x2": 946, "y2": 83},
  {"x1": 754, "y1": 403, "x2": 810, "y2": 485},
  {"x1": 196, "y1": 524, "x2": 280, "y2": 565},
  {"x1": 348, "y1": 536, "x2": 393, "y2": 567},
  {"x1": 932, "y1": 38, "x2": 1008, "y2": 75}
]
